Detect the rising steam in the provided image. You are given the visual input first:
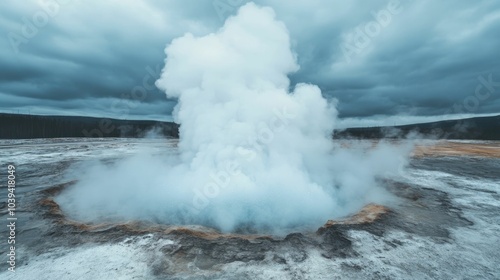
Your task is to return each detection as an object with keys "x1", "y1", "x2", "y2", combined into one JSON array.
[{"x1": 56, "y1": 3, "x2": 410, "y2": 234}]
